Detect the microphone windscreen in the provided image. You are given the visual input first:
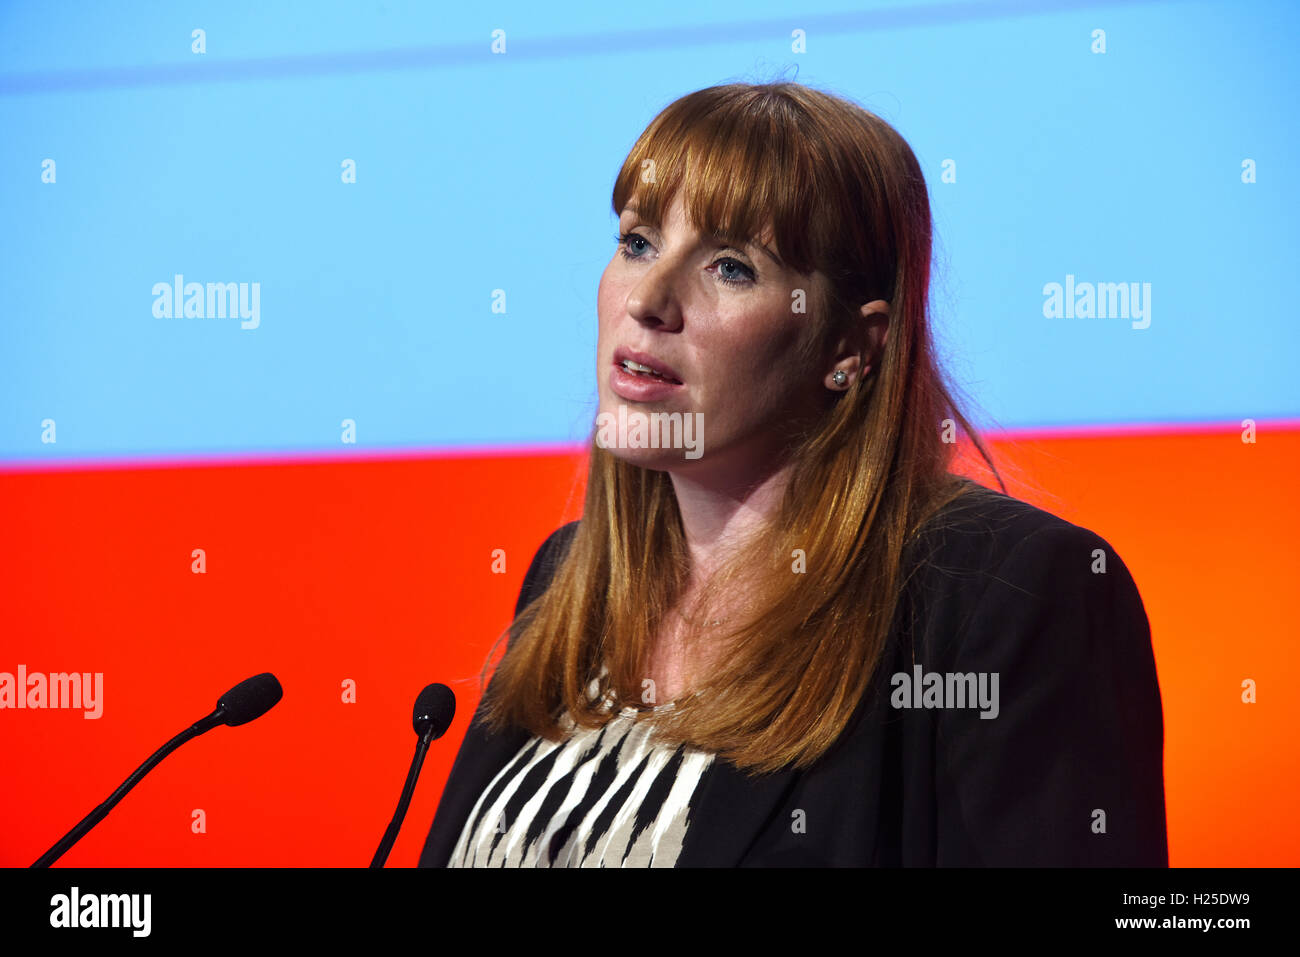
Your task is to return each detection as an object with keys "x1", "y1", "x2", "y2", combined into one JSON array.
[
  {"x1": 413, "y1": 683, "x2": 456, "y2": 739},
  {"x1": 217, "y1": 673, "x2": 284, "y2": 727}
]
